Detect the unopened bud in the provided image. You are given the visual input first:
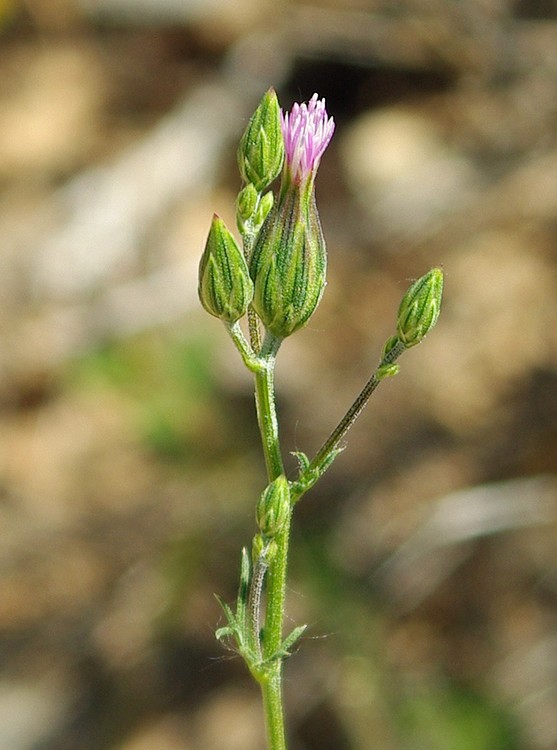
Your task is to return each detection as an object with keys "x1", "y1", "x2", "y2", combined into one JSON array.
[
  {"x1": 236, "y1": 186, "x2": 274, "y2": 236},
  {"x1": 238, "y1": 88, "x2": 284, "y2": 192},
  {"x1": 381, "y1": 335, "x2": 400, "y2": 360},
  {"x1": 376, "y1": 363, "x2": 400, "y2": 380},
  {"x1": 250, "y1": 188, "x2": 327, "y2": 338},
  {"x1": 397, "y1": 268, "x2": 443, "y2": 347},
  {"x1": 252, "y1": 534, "x2": 277, "y2": 567},
  {"x1": 256, "y1": 475, "x2": 290, "y2": 538},
  {"x1": 236, "y1": 183, "x2": 259, "y2": 230},
  {"x1": 198, "y1": 215, "x2": 253, "y2": 323}
]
